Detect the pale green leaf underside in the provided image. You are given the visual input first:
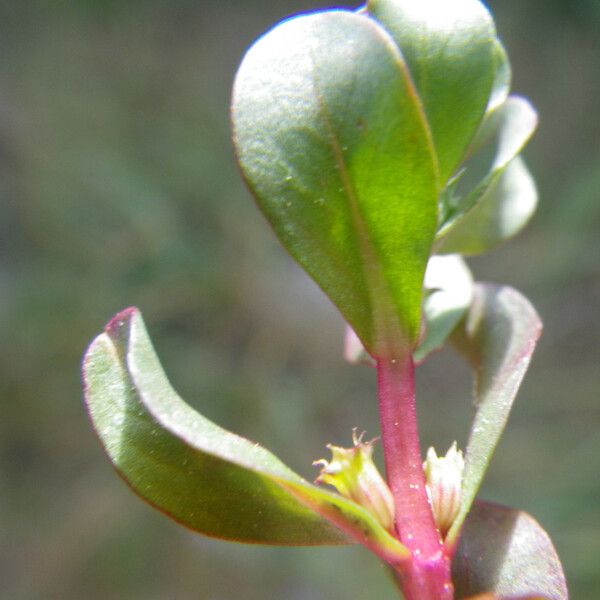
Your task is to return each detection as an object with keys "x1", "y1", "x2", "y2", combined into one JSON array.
[
  {"x1": 437, "y1": 96, "x2": 538, "y2": 255},
  {"x1": 83, "y1": 308, "x2": 408, "y2": 558},
  {"x1": 436, "y1": 156, "x2": 537, "y2": 255},
  {"x1": 464, "y1": 93, "x2": 529, "y2": 166},
  {"x1": 447, "y1": 285, "x2": 542, "y2": 542},
  {"x1": 367, "y1": 0, "x2": 497, "y2": 182},
  {"x1": 232, "y1": 10, "x2": 438, "y2": 357},
  {"x1": 414, "y1": 254, "x2": 473, "y2": 363},
  {"x1": 453, "y1": 500, "x2": 568, "y2": 600}
]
